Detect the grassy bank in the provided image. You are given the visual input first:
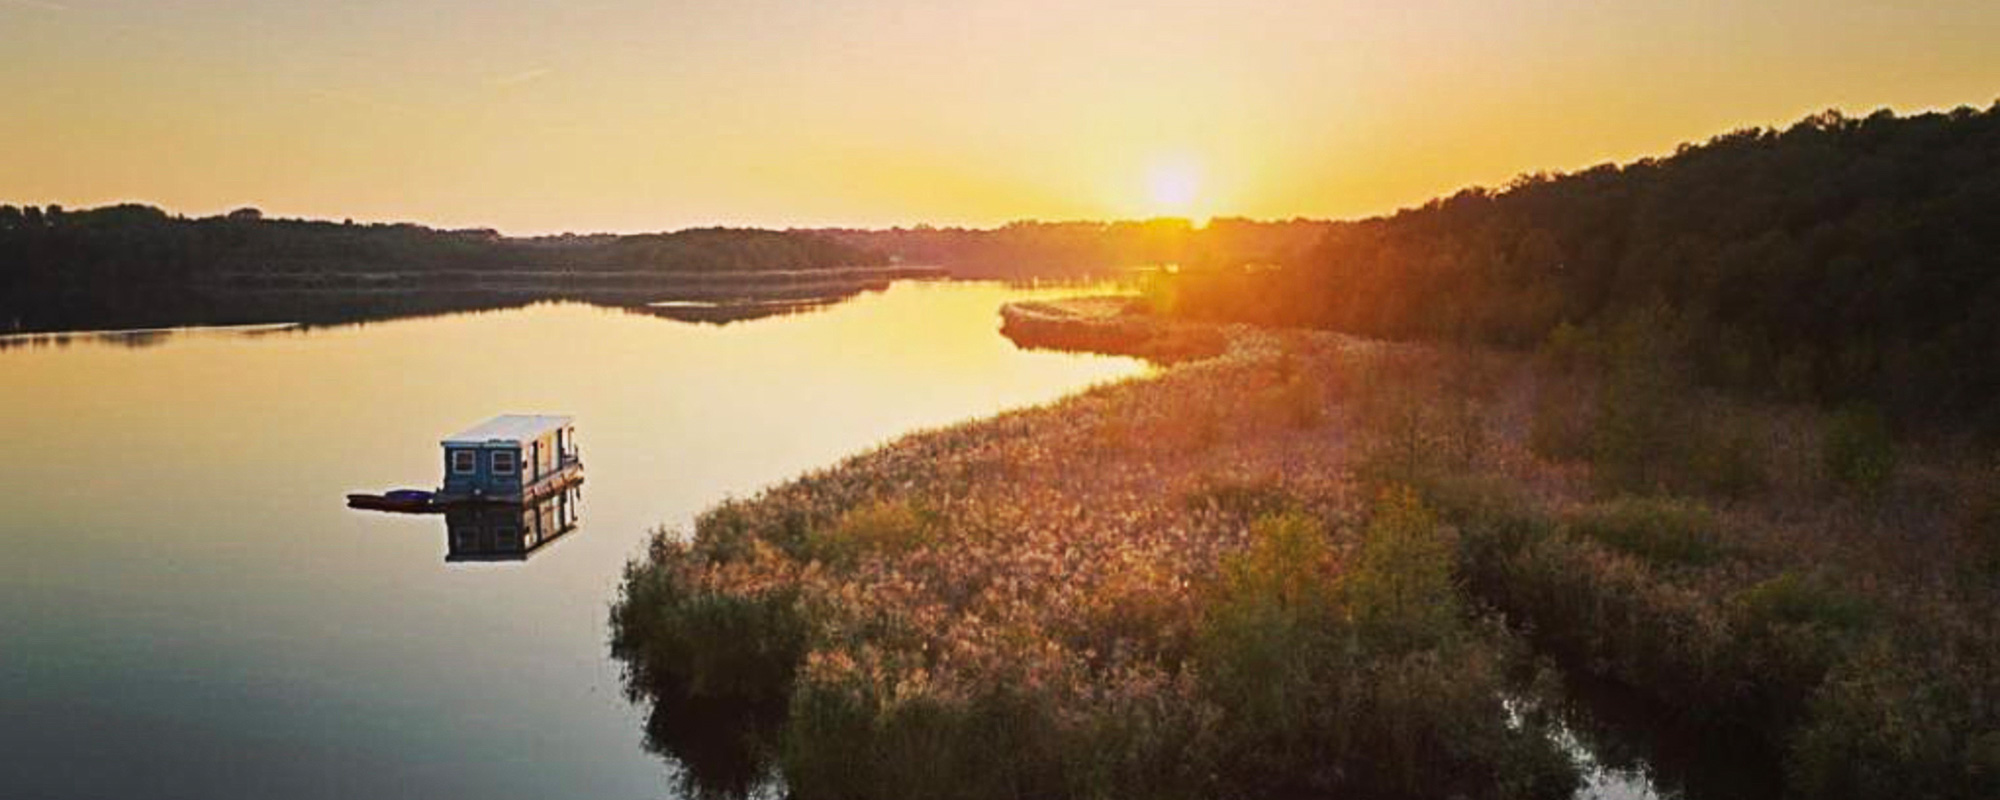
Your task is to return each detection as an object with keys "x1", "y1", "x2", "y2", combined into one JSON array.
[
  {"x1": 614, "y1": 323, "x2": 1575, "y2": 799},
  {"x1": 612, "y1": 305, "x2": 2000, "y2": 799}
]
